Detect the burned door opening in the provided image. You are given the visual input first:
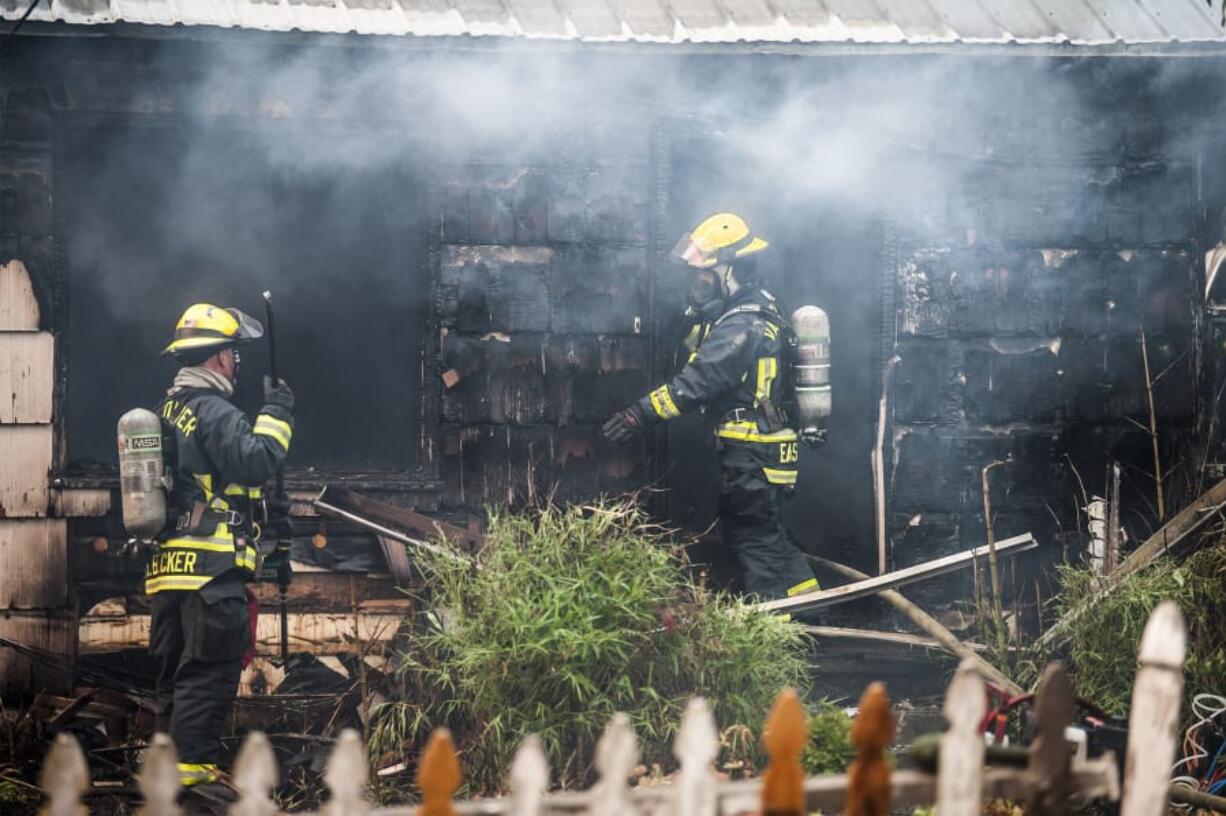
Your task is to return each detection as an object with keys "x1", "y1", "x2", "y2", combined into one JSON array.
[
  {"x1": 56, "y1": 117, "x2": 430, "y2": 476},
  {"x1": 661, "y1": 135, "x2": 884, "y2": 585}
]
